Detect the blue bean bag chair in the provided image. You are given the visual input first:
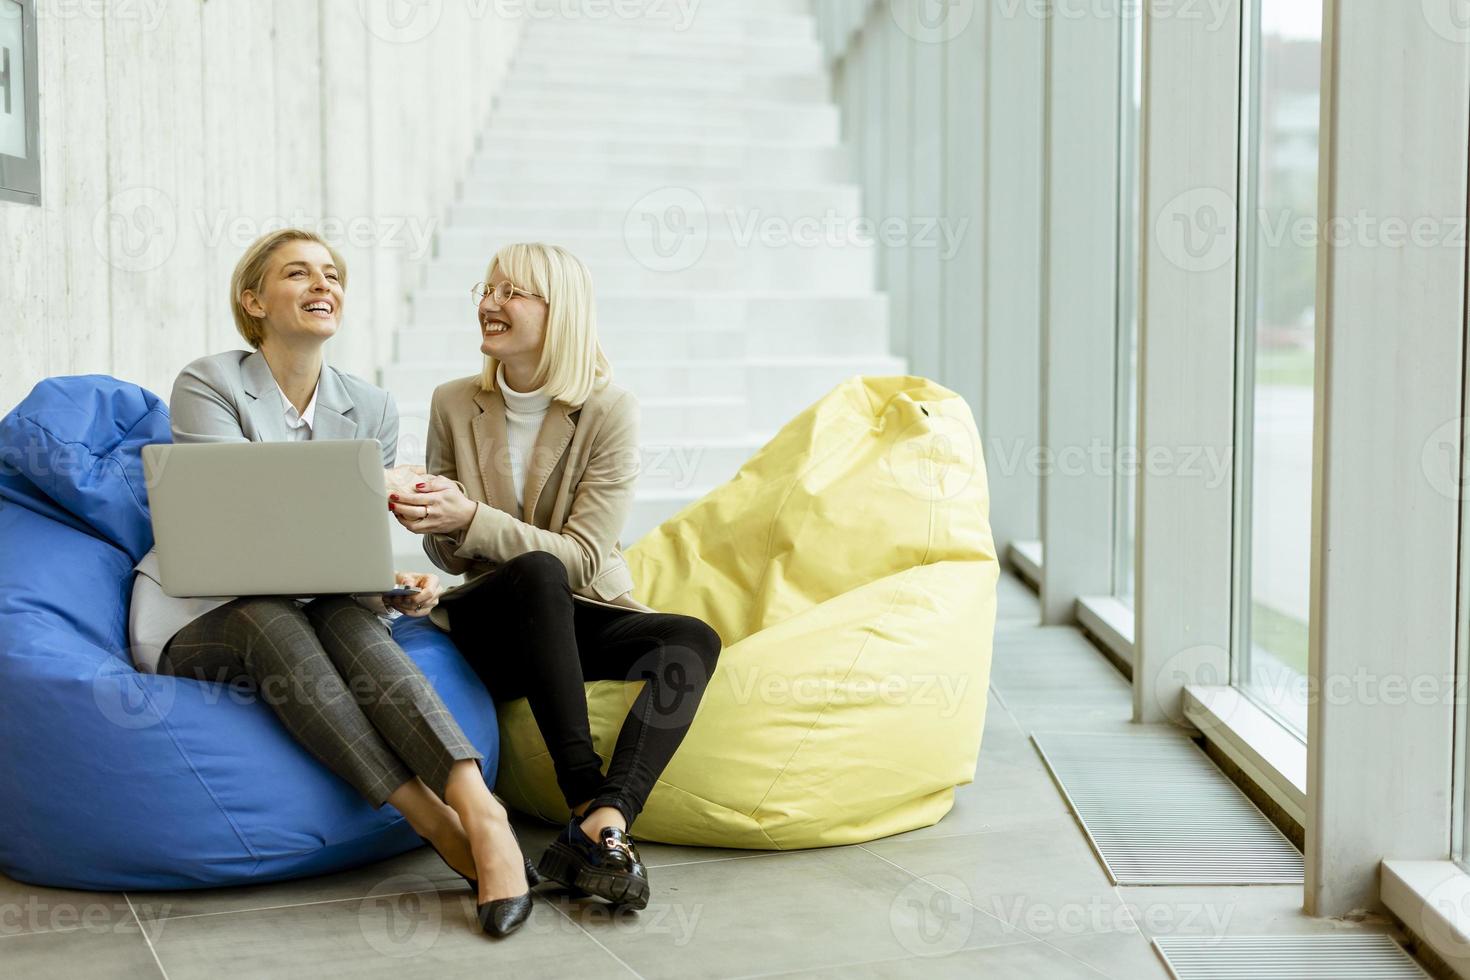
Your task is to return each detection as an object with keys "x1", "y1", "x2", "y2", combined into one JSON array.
[{"x1": 0, "y1": 376, "x2": 498, "y2": 891}]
